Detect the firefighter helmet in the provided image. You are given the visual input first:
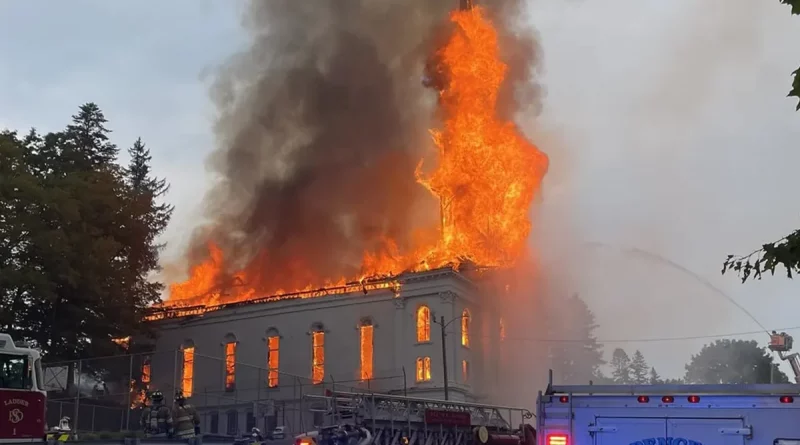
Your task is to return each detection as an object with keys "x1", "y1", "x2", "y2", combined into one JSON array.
[{"x1": 150, "y1": 390, "x2": 164, "y2": 403}]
